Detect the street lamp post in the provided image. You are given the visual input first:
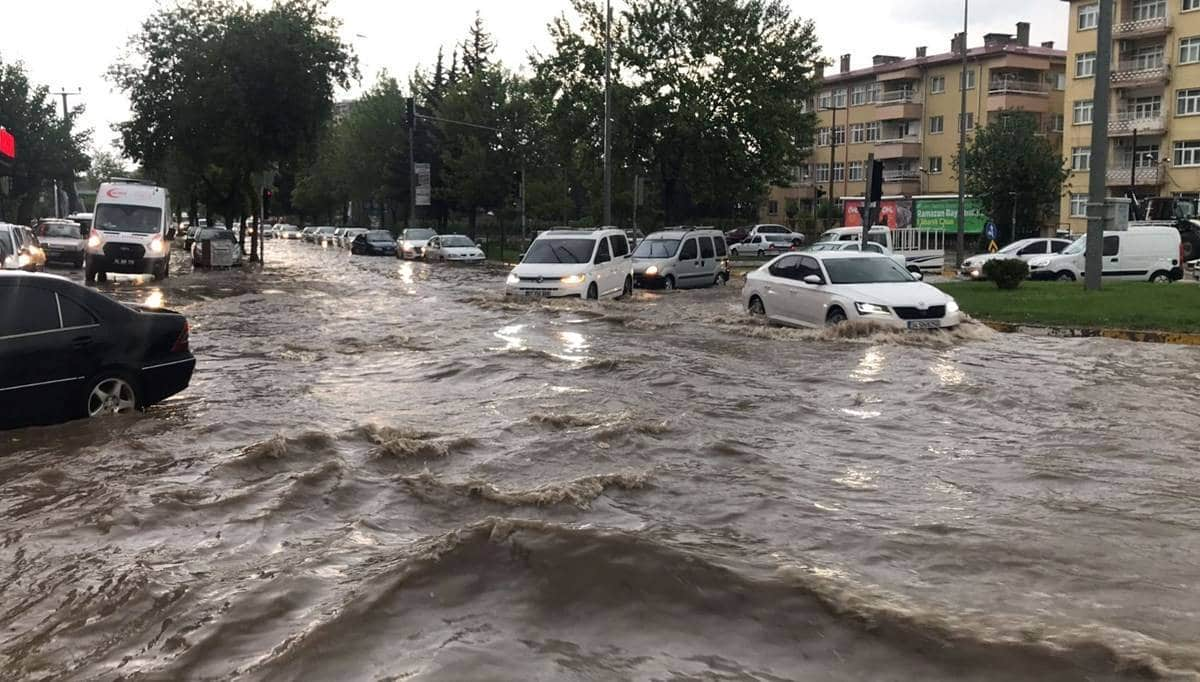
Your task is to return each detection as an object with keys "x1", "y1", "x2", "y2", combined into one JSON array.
[{"x1": 603, "y1": 0, "x2": 613, "y2": 226}]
